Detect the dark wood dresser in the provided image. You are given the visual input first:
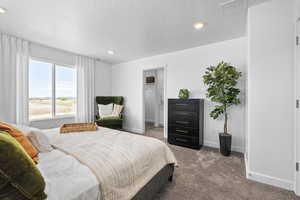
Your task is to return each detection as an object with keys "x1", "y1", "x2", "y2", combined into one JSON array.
[{"x1": 168, "y1": 99, "x2": 204, "y2": 149}]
